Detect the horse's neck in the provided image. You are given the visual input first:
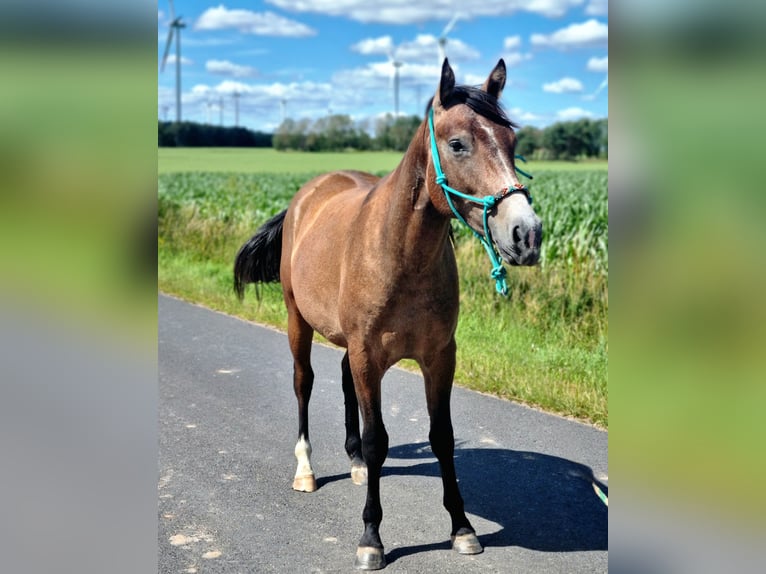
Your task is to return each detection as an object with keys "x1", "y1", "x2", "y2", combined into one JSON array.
[{"x1": 378, "y1": 123, "x2": 452, "y2": 266}]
